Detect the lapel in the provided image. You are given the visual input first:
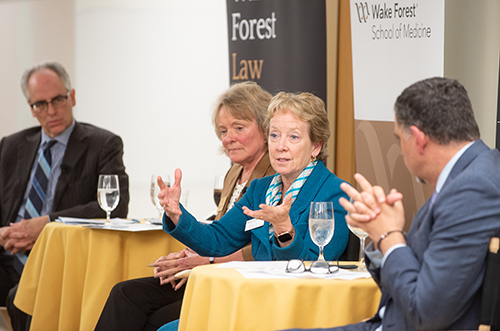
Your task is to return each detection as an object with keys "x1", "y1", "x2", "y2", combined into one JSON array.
[
  {"x1": 18, "y1": 131, "x2": 41, "y2": 185},
  {"x1": 218, "y1": 164, "x2": 242, "y2": 218},
  {"x1": 10, "y1": 131, "x2": 41, "y2": 221},
  {"x1": 288, "y1": 162, "x2": 329, "y2": 222},
  {"x1": 52, "y1": 122, "x2": 89, "y2": 208}
]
